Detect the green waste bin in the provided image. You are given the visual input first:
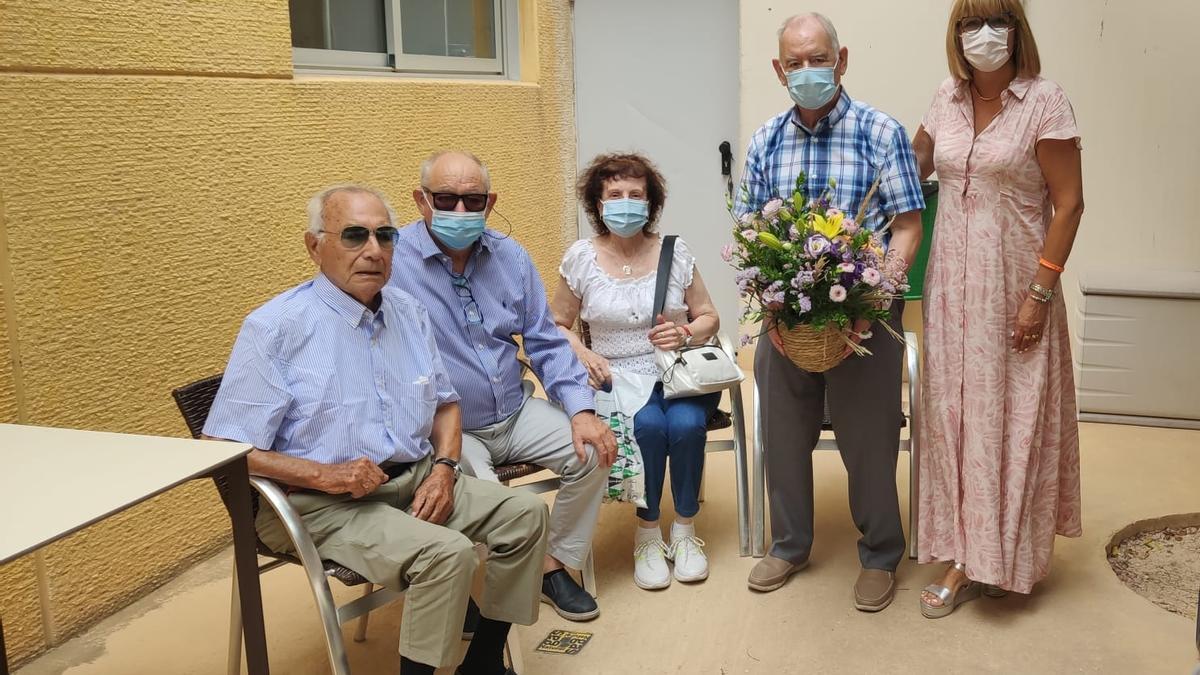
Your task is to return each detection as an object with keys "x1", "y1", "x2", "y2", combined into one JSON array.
[{"x1": 904, "y1": 180, "x2": 938, "y2": 301}]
